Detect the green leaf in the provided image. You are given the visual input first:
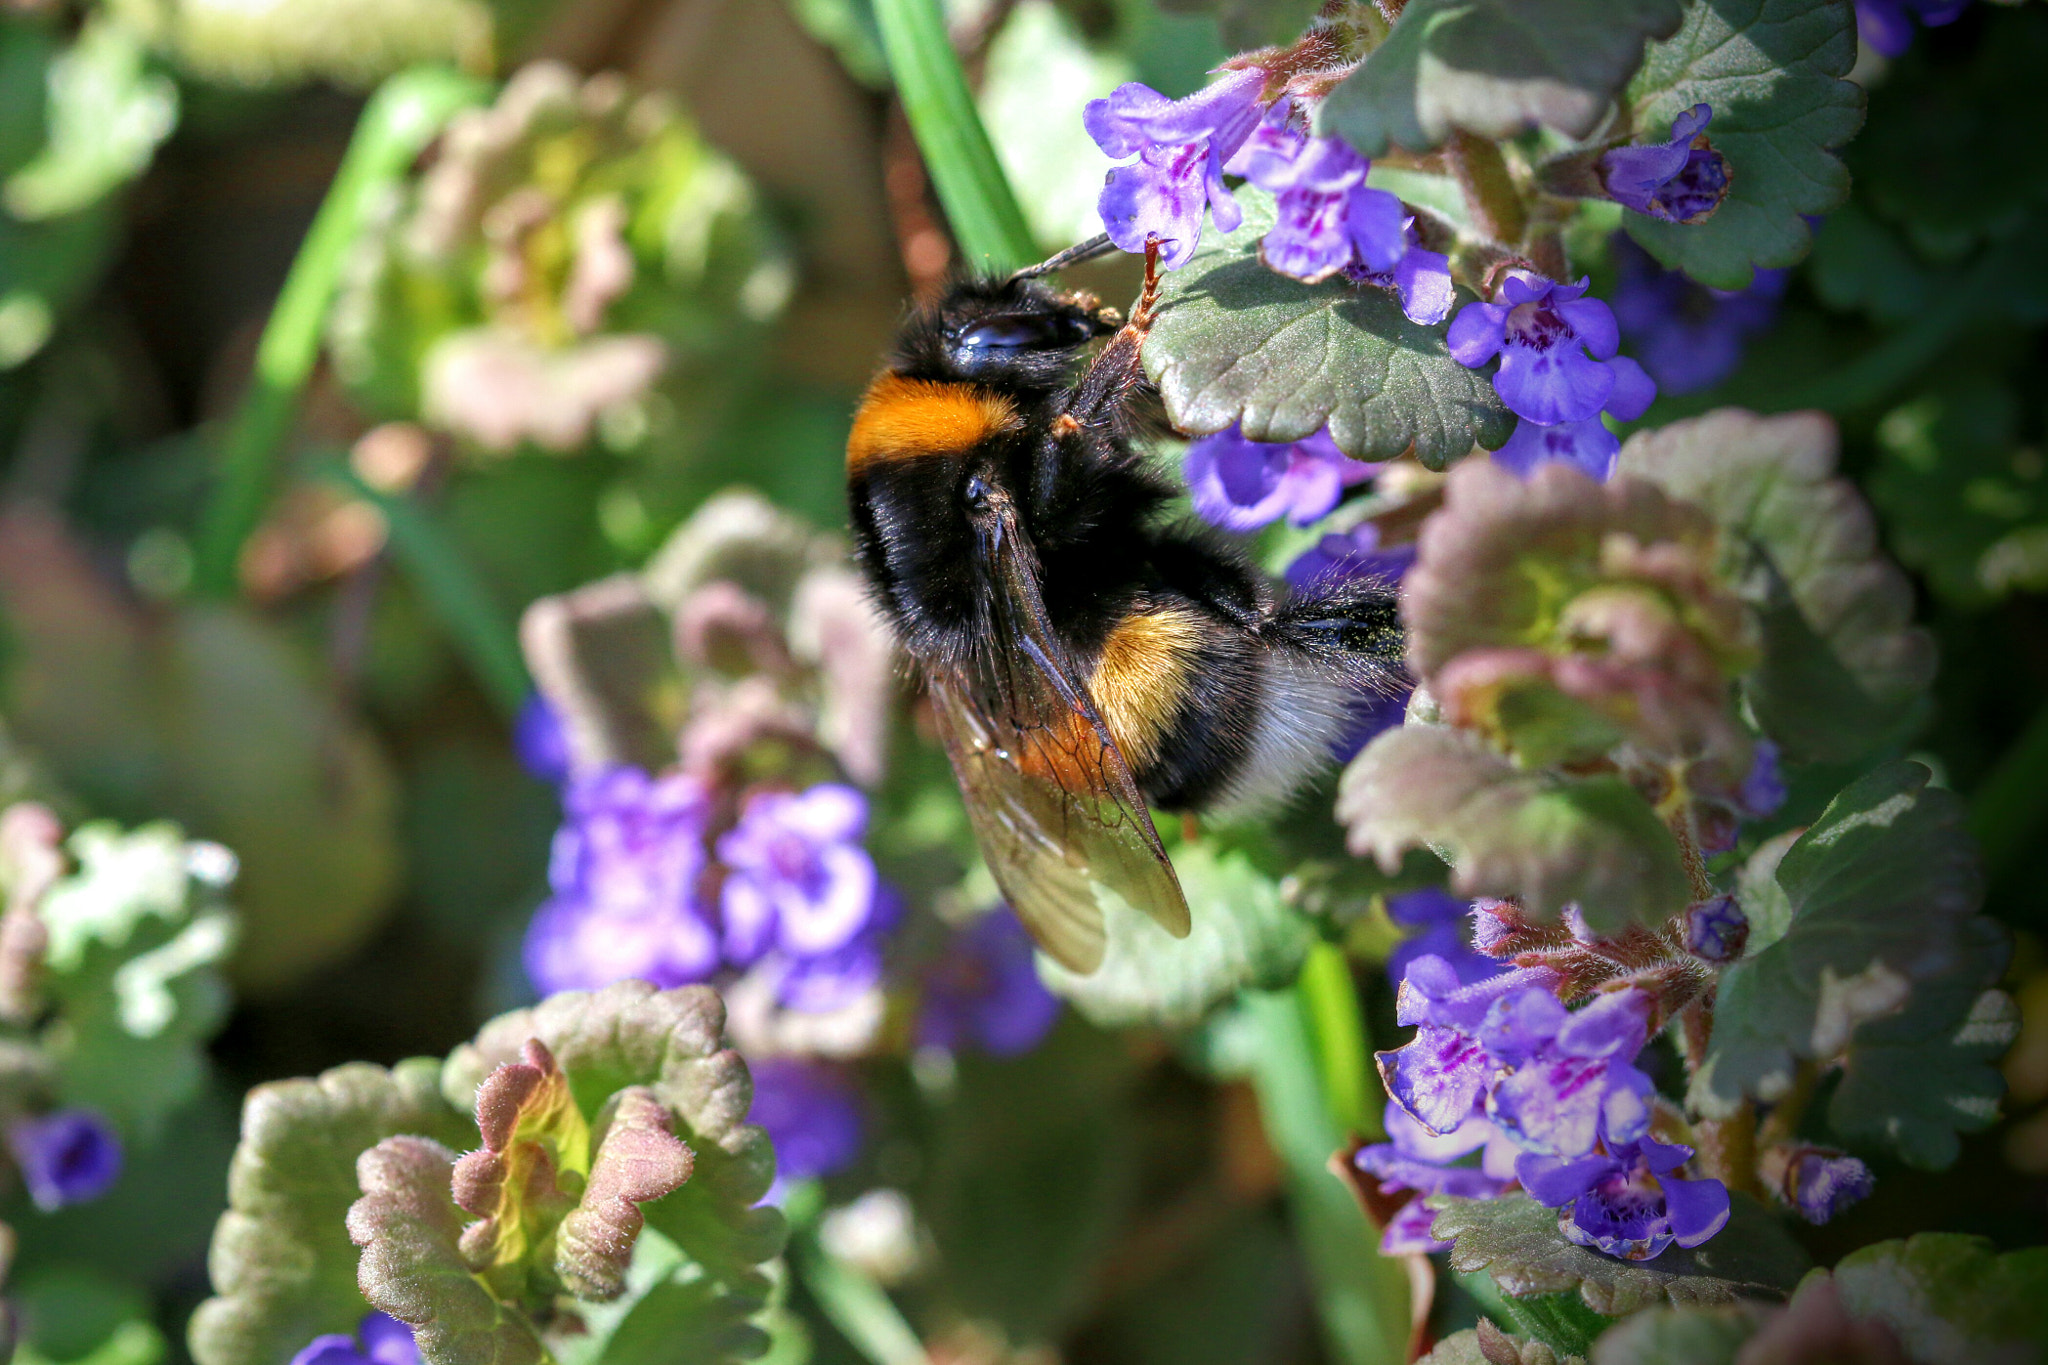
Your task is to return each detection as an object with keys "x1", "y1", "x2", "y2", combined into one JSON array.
[
  {"x1": 1337, "y1": 725, "x2": 1689, "y2": 933},
  {"x1": 1826, "y1": 917, "x2": 2015, "y2": 1169},
  {"x1": 348, "y1": 1136, "x2": 546, "y2": 1365},
  {"x1": 37, "y1": 821, "x2": 237, "y2": 1140},
  {"x1": 187, "y1": 1059, "x2": 474, "y2": 1365},
  {"x1": 2, "y1": 19, "x2": 176, "y2": 221},
  {"x1": 1317, "y1": 0, "x2": 1684, "y2": 155},
  {"x1": 1690, "y1": 763, "x2": 2001, "y2": 1152},
  {"x1": 1828, "y1": 1235, "x2": 2048, "y2": 1365},
  {"x1": 1584, "y1": 1303, "x2": 1764, "y2": 1365},
  {"x1": 443, "y1": 982, "x2": 785, "y2": 1357},
  {"x1": 448, "y1": 1040, "x2": 590, "y2": 1305},
  {"x1": 1618, "y1": 408, "x2": 1936, "y2": 763},
  {"x1": 1622, "y1": 0, "x2": 1864, "y2": 289},
  {"x1": 1034, "y1": 842, "x2": 1315, "y2": 1029},
  {"x1": 1418, "y1": 1321, "x2": 1584, "y2": 1365},
  {"x1": 555, "y1": 1087, "x2": 695, "y2": 1301},
  {"x1": 1428, "y1": 1192, "x2": 1809, "y2": 1317},
  {"x1": 1141, "y1": 188, "x2": 1511, "y2": 468}
]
